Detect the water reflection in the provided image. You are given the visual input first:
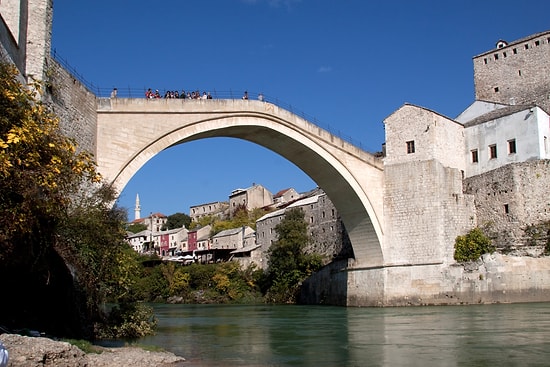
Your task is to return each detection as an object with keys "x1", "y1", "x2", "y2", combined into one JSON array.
[{"x1": 138, "y1": 303, "x2": 550, "y2": 367}]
